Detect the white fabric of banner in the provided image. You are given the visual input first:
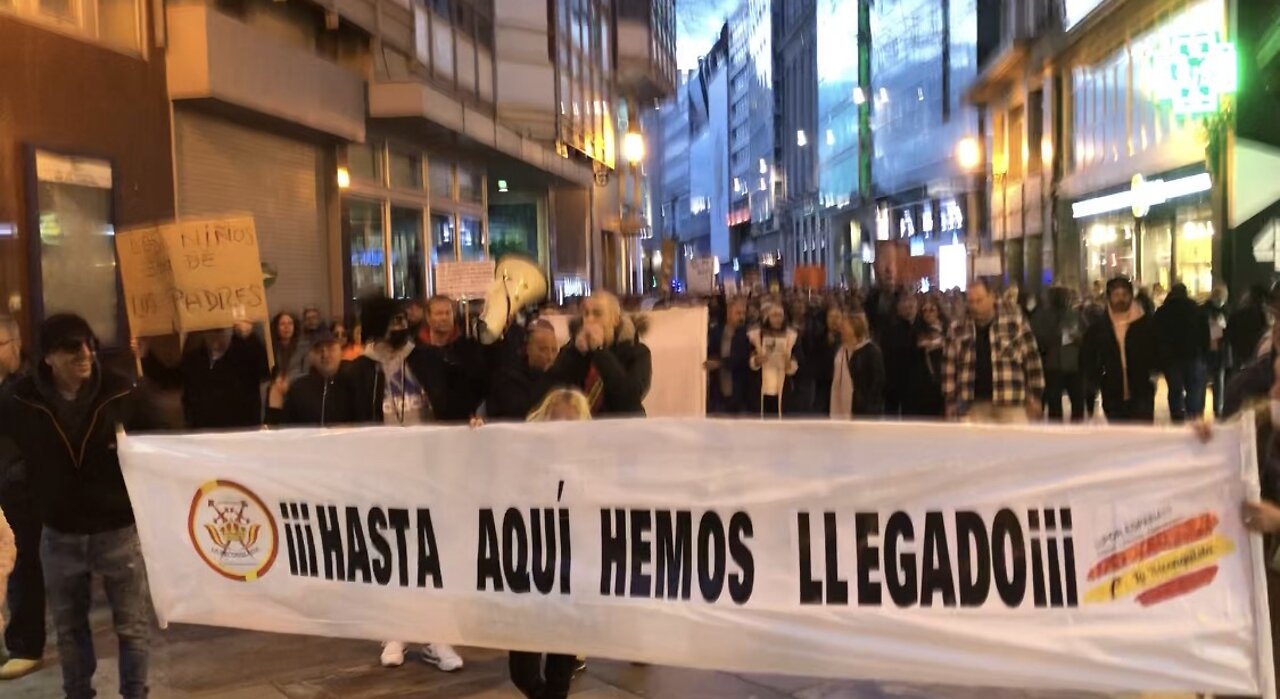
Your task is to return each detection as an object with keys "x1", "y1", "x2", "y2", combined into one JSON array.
[{"x1": 120, "y1": 418, "x2": 1274, "y2": 695}]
